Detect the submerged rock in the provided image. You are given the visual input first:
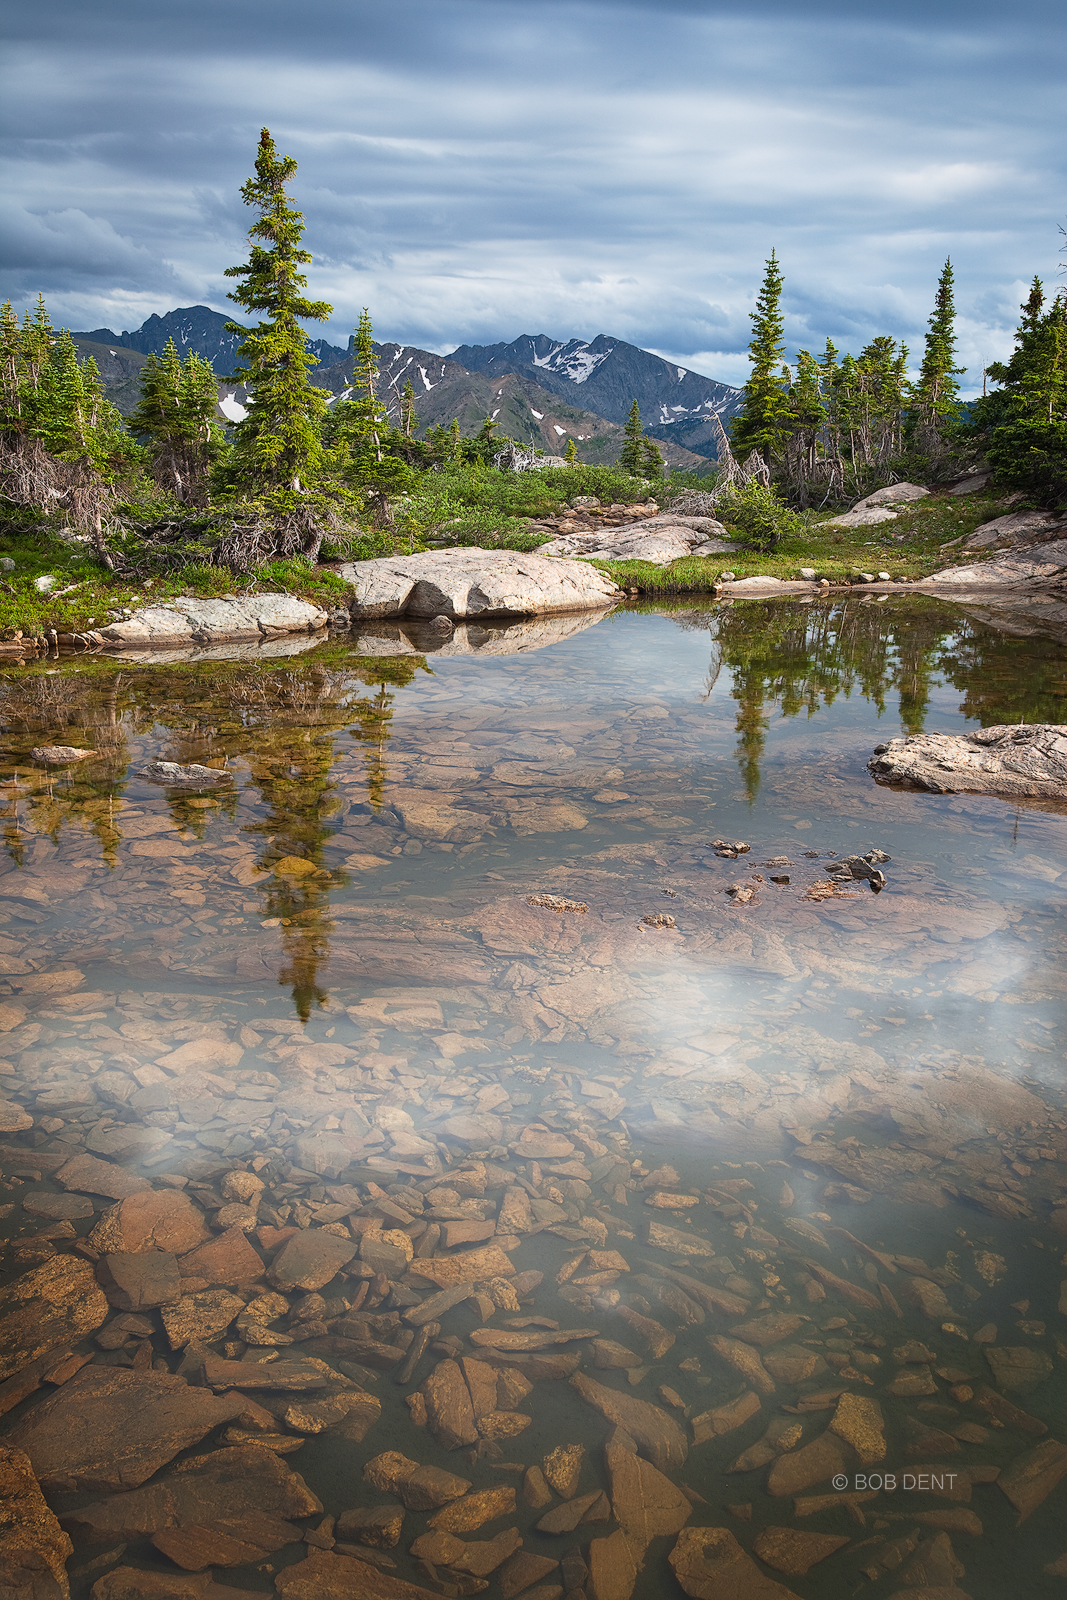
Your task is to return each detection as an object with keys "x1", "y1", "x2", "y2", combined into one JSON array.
[
  {"x1": 140, "y1": 763, "x2": 234, "y2": 787},
  {"x1": 869, "y1": 723, "x2": 1067, "y2": 798},
  {"x1": 30, "y1": 746, "x2": 96, "y2": 765},
  {"x1": 0, "y1": 1445, "x2": 73, "y2": 1600},
  {"x1": 669, "y1": 1526, "x2": 801, "y2": 1599},
  {"x1": 0, "y1": 1256, "x2": 108, "y2": 1385}
]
